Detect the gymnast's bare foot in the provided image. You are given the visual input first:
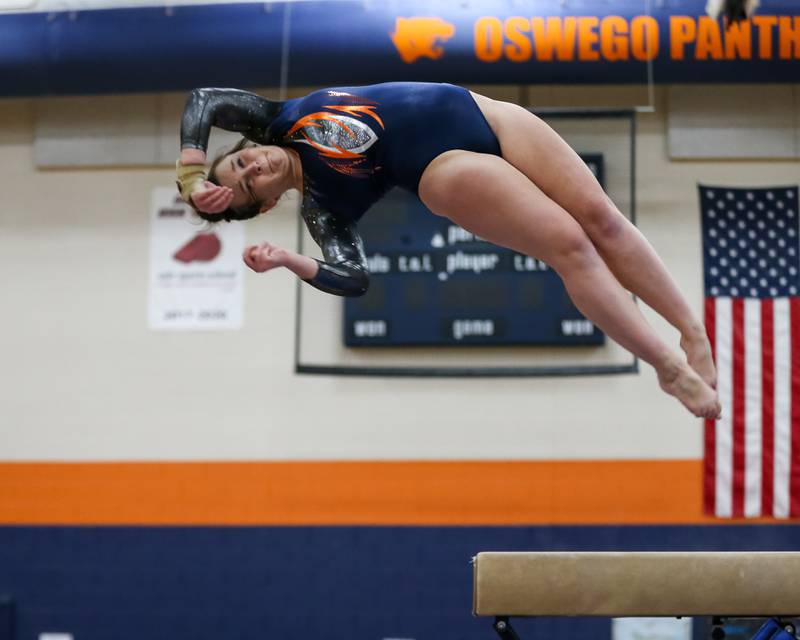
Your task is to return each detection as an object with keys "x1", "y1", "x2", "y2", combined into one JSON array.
[
  {"x1": 657, "y1": 355, "x2": 721, "y2": 419},
  {"x1": 680, "y1": 326, "x2": 717, "y2": 389}
]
